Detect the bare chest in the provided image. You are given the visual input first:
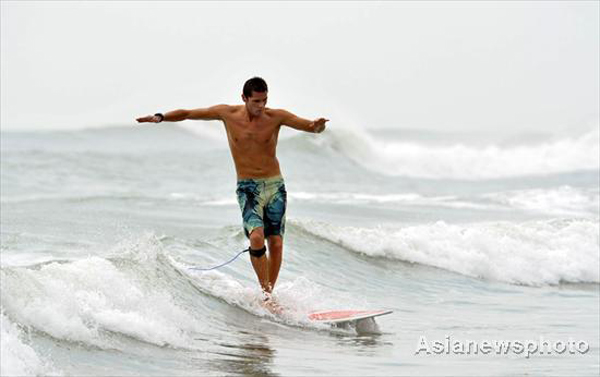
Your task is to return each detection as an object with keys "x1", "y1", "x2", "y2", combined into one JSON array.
[{"x1": 226, "y1": 119, "x2": 279, "y2": 147}]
